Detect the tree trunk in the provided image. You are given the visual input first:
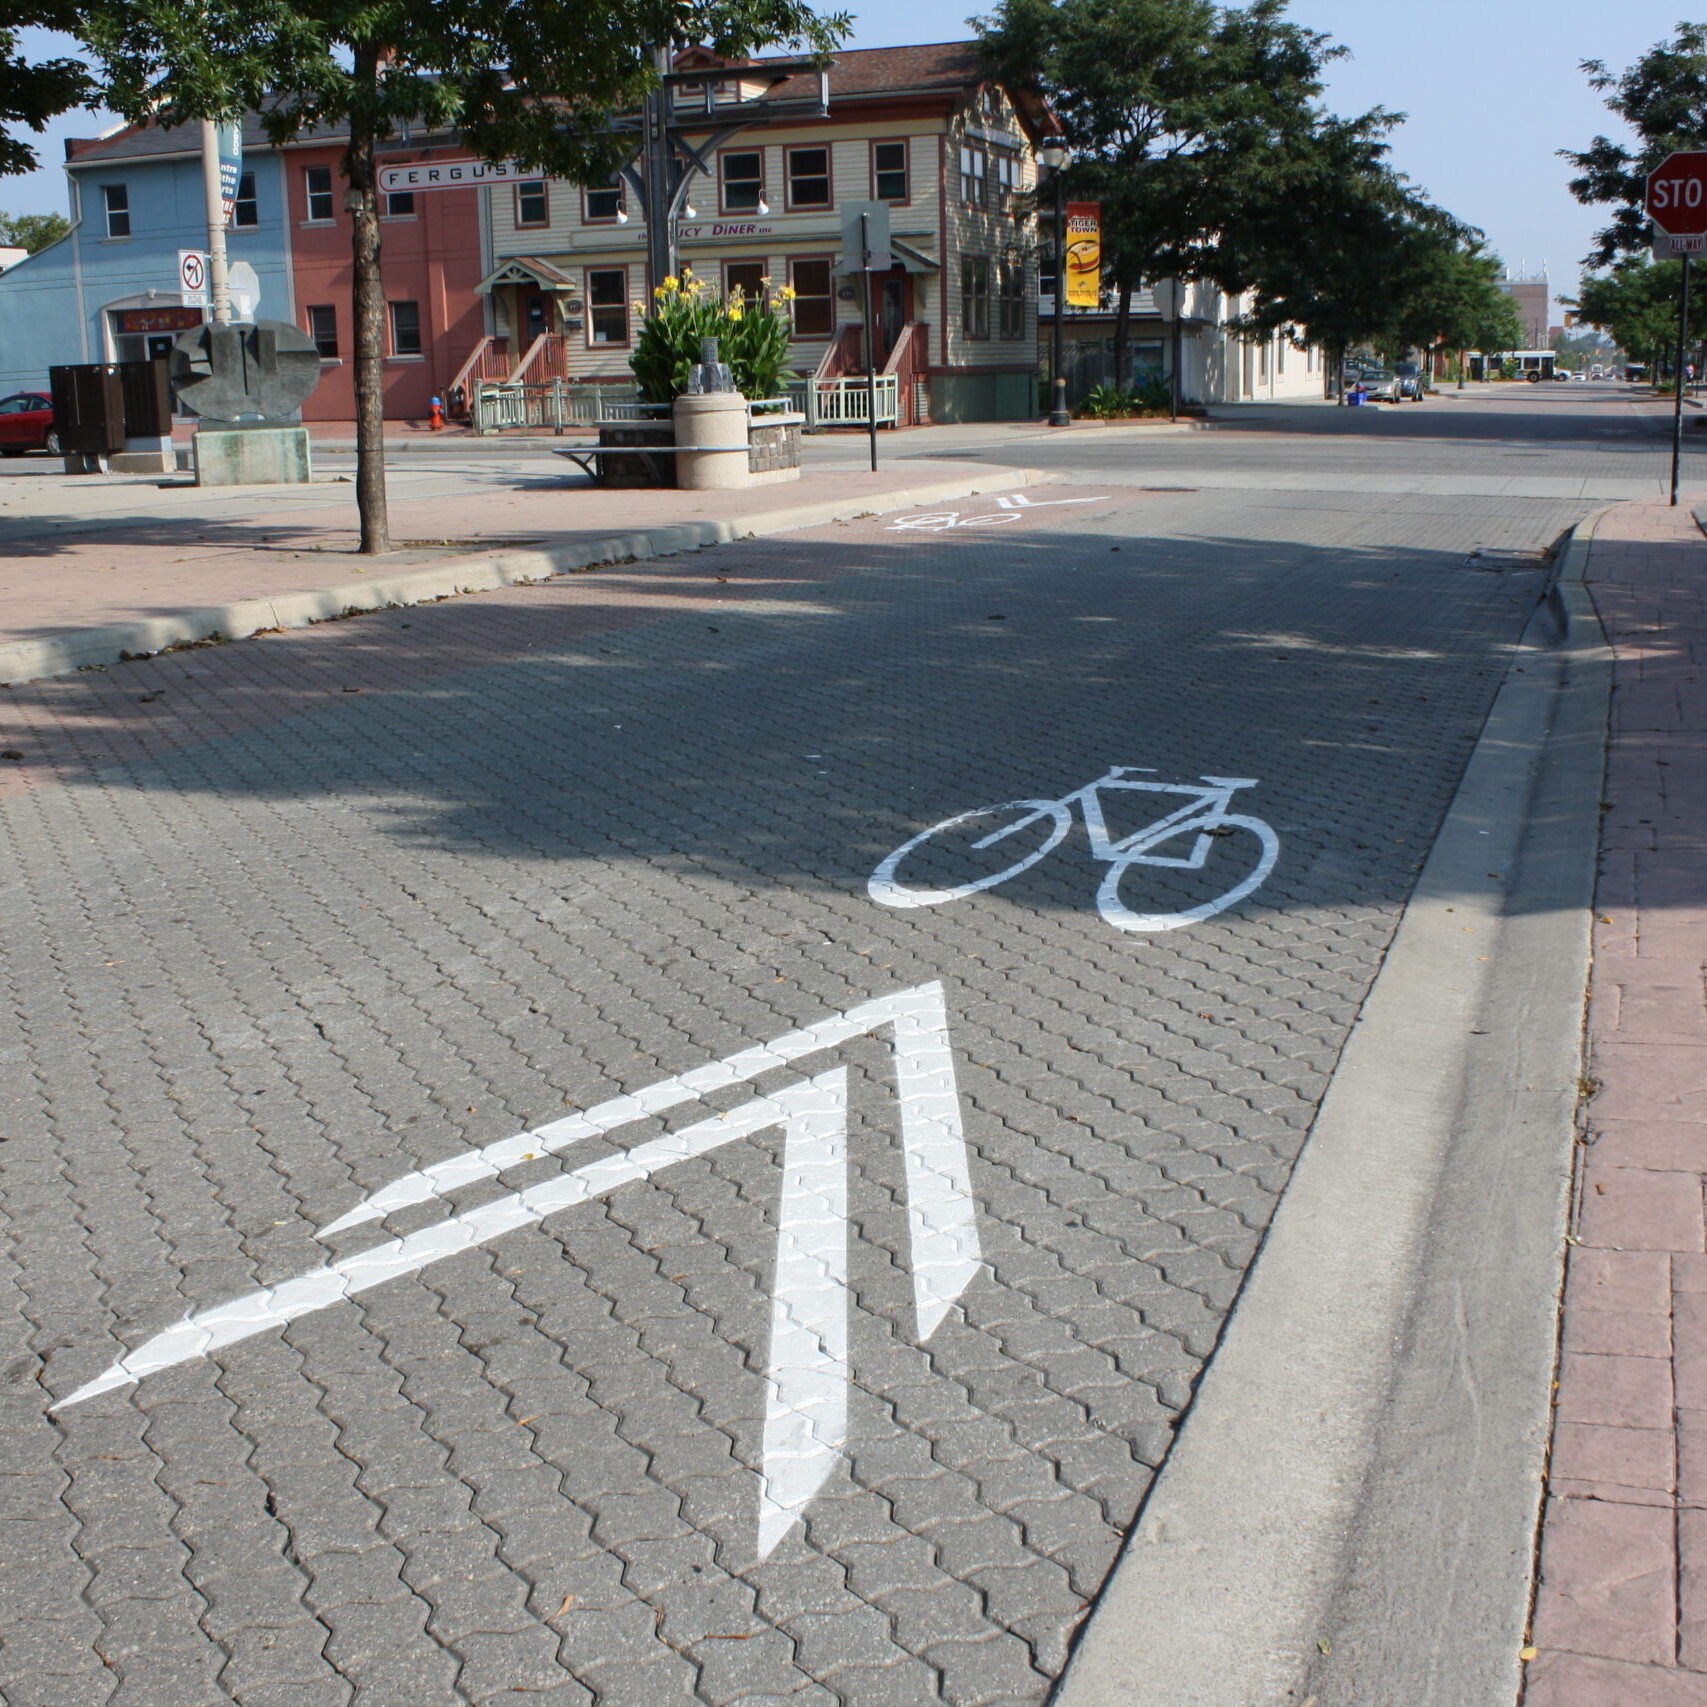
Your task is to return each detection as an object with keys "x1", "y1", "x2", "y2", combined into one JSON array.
[
  {"x1": 1112, "y1": 280, "x2": 1133, "y2": 392},
  {"x1": 344, "y1": 82, "x2": 389, "y2": 556}
]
